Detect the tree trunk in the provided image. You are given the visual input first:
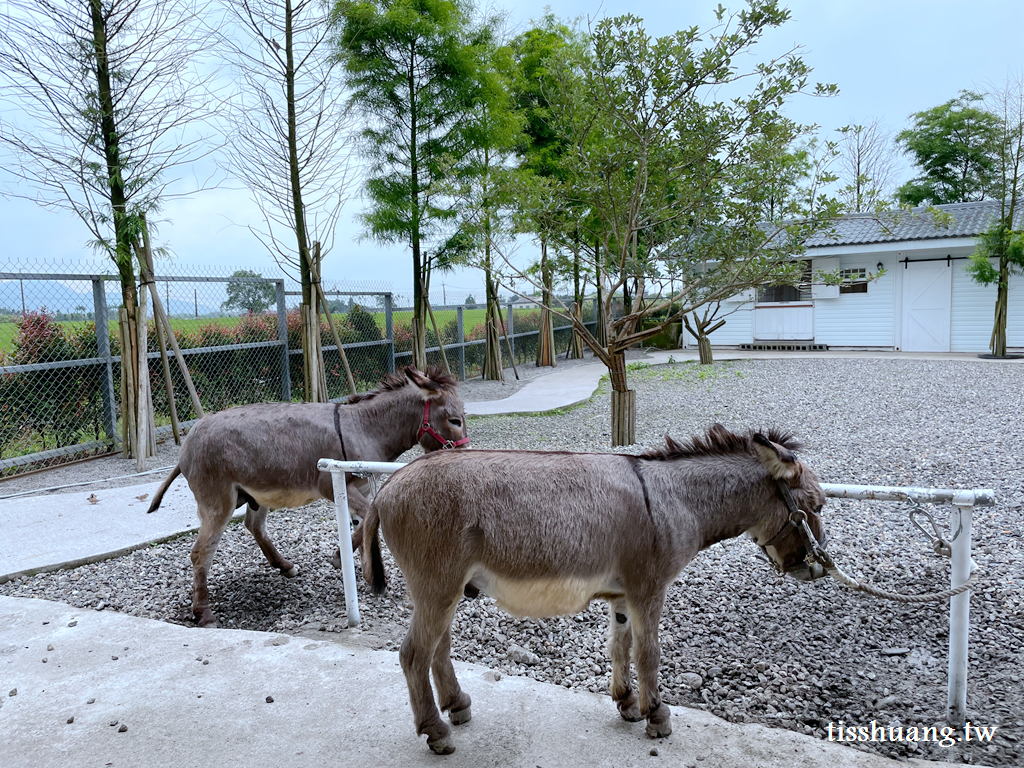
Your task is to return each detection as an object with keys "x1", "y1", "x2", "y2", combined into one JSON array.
[
  {"x1": 92, "y1": 0, "x2": 147, "y2": 459},
  {"x1": 684, "y1": 312, "x2": 722, "y2": 366},
  {"x1": 567, "y1": 238, "x2": 584, "y2": 360},
  {"x1": 608, "y1": 349, "x2": 634, "y2": 446},
  {"x1": 300, "y1": 243, "x2": 328, "y2": 401},
  {"x1": 536, "y1": 239, "x2": 556, "y2": 367},
  {"x1": 698, "y1": 333, "x2": 714, "y2": 365},
  {"x1": 482, "y1": 267, "x2": 503, "y2": 380},
  {"x1": 991, "y1": 257, "x2": 1009, "y2": 357}
]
